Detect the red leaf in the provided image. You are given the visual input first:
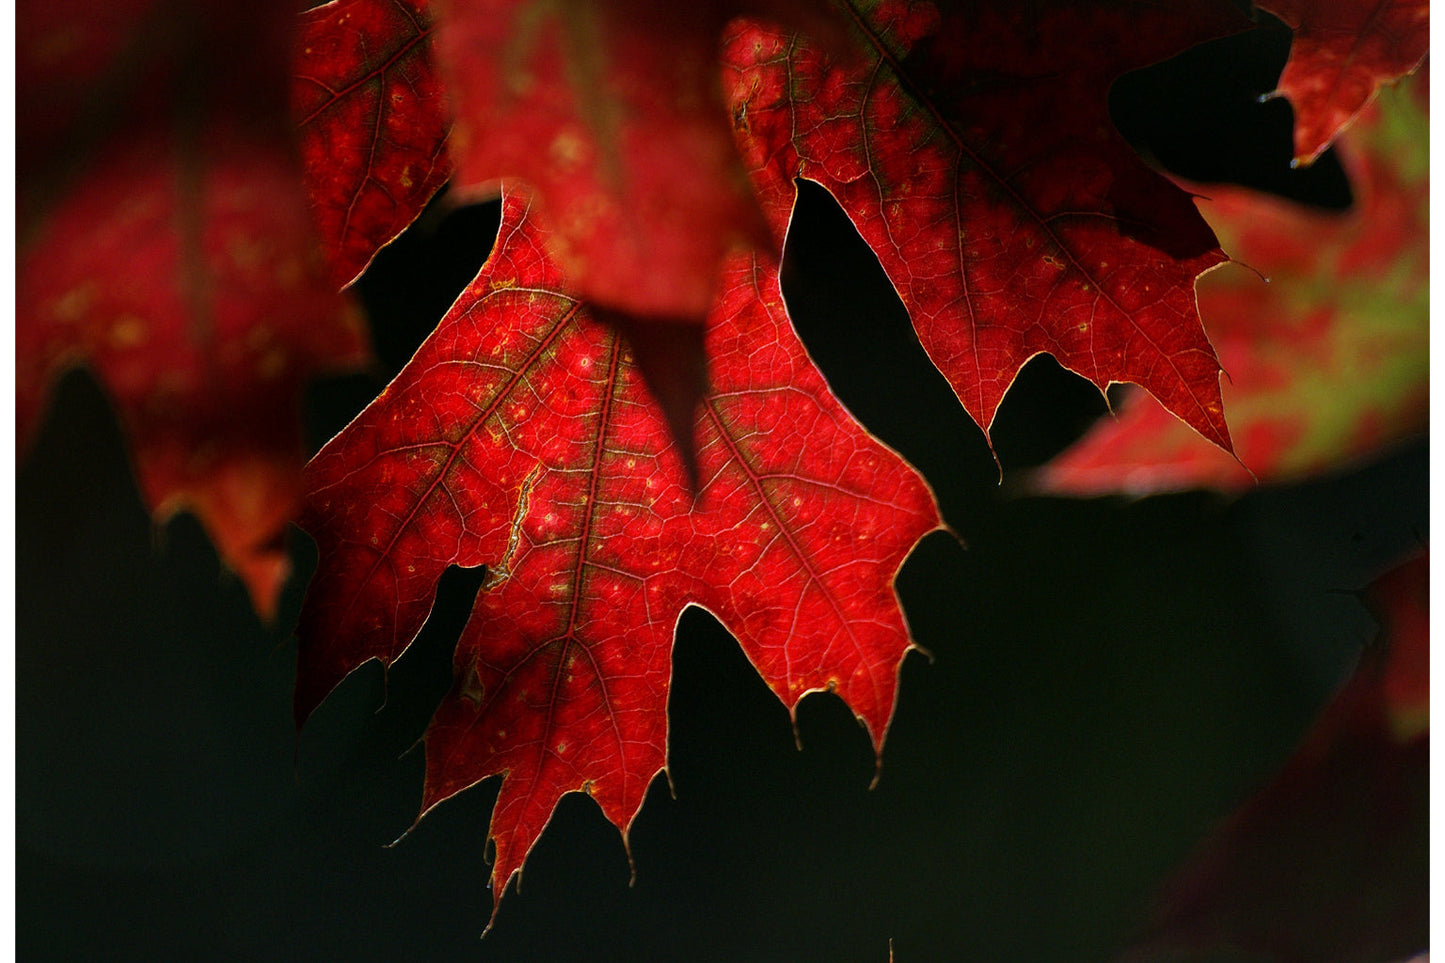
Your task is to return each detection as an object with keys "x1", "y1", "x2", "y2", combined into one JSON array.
[
  {"x1": 293, "y1": 0, "x2": 453, "y2": 288},
  {"x1": 1365, "y1": 556, "x2": 1429, "y2": 736},
  {"x1": 722, "y1": 0, "x2": 1244, "y2": 455},
  {"x1": 1131, "y1": 554, "x2": 1428, "y2": 963},
  {"x1": 17, "y1": 0, "x2": 370, "y2": 617},
  {"x1": 296, "y1": 187, "x2": 942, "y2": 906},
  {"x1": 431, "y1": 0, "x2": 775, "y2": 321},
  {"x1": 15, "y1": 0, "x2": 159, "y2": 183},
  {"x1": 1259, "y1": 0, "x2": 1429, "y2": 166},
  {"x1": 1036, "y1": 76, "x2": 1428, "y2": 496}
]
